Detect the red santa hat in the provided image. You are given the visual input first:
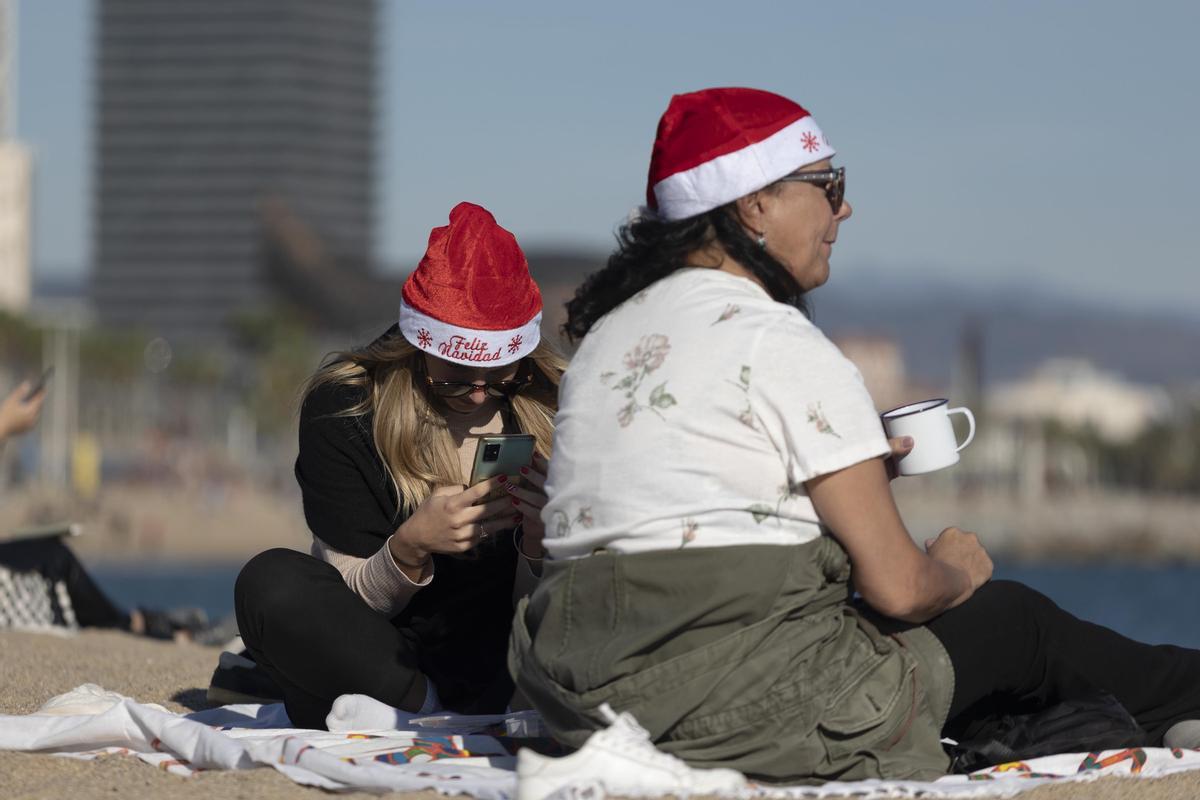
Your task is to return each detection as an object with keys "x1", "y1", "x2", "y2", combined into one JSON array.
[
  {"x1": 646, "y1": 87, "x2": 836, "y2": 221},
  {"x1": 399, "y1": 202, "x2": 542, "y2": 367}
]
